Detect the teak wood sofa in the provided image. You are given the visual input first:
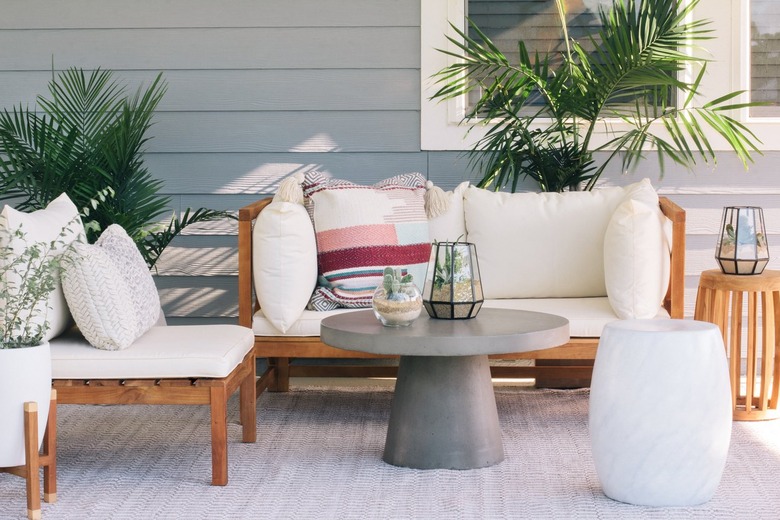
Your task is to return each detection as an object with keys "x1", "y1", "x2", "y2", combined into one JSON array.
[{"x1": 239, "y1": 176, "x2": 686, "y2": 396}]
